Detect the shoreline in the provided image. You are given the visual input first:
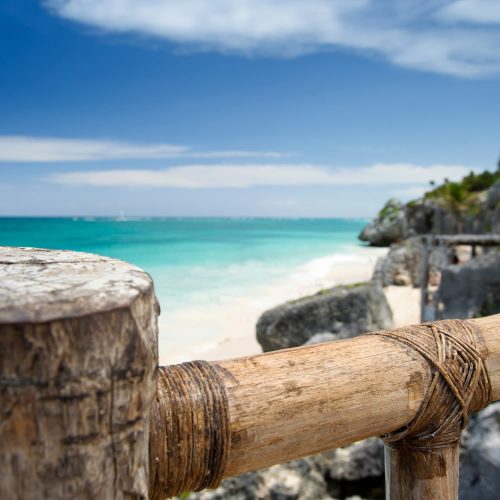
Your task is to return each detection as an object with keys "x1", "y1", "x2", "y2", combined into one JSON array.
[{"x1": 159, "y1": 245, "x2": 388, "y2": 364}]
